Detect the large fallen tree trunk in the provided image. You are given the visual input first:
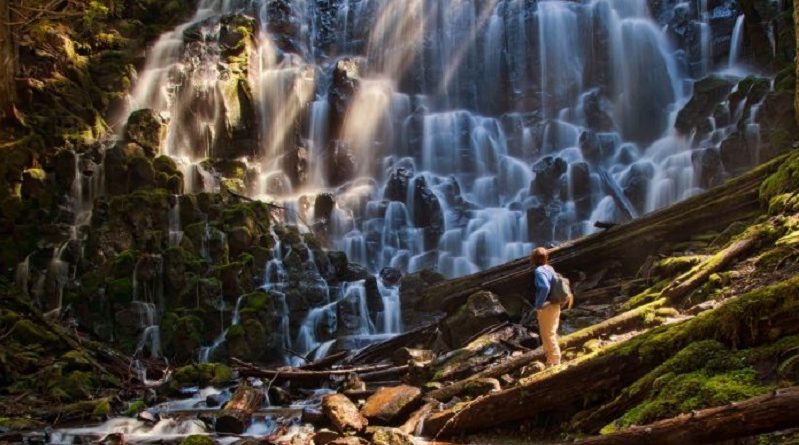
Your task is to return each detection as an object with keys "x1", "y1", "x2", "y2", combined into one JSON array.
[
  {"x1": 431, "y1": 275, "x2": 799, "y2": 437},
  {"x1": 348, "y1": 322, "x2": 438, "y2": 365},
  {"x1": 422, "y1": 156, "x2": 781, "y2": 315},
  {"x1": 426, "y1": 299, "x2": 667, "y2": 402},
  {"x1": 567, "y1": 387, "x2": 799, "y2": 445},
  {"x1": 216, "y1": 384, "x2": 265, "y2": 434}
]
